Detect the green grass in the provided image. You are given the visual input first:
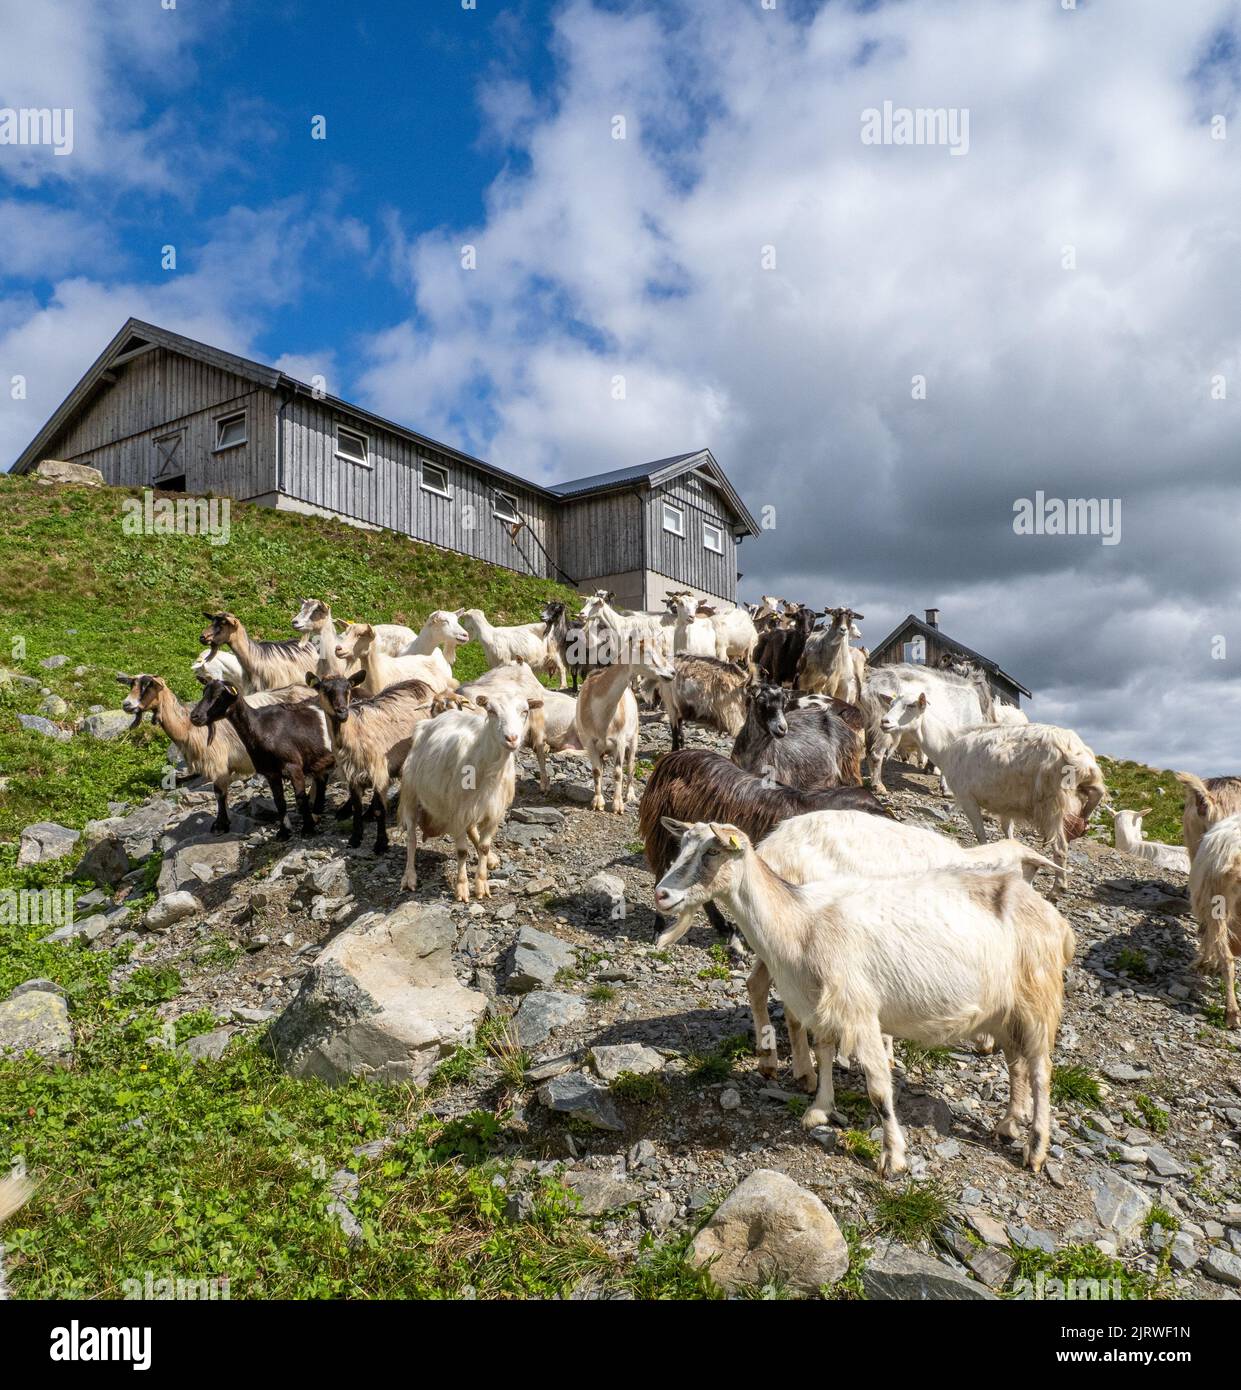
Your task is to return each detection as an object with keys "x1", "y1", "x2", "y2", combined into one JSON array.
[
  {"x1": 839, "y1": 1130, "x2": 880, "y2": 1163},
  {"x1": 1051, "y1": 1064, "x2": 1103, "y2": 1107},
  {"x1": 587, "y1": 983, "x2": 616, "y2": 1004},
  {"x1": 896, "y1": 1041, "x2": 953, "y2": 1073},
  {"x1": 1114, "y1": 946, "x2": 1153, "y2": 979},
  {"x1": 870, "y1": 1180, "x2": 952, "y2": 1245},
  {"x1": 0, "y1": 475, "x2": 577, "y2": 840},
  {"x1": 1096, "y1": 757, "x2": 1186, "y2": 847},
  {"x1": 609, "y1": 1070, "x2": 668, "y2": 1105},
  {"x1": 1007, "y1": 1243, "x2": 1155, "y2": 1301},
  {"x1": 1132, "y1": 1093, "x2": 1170, "y2": 1136}
]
